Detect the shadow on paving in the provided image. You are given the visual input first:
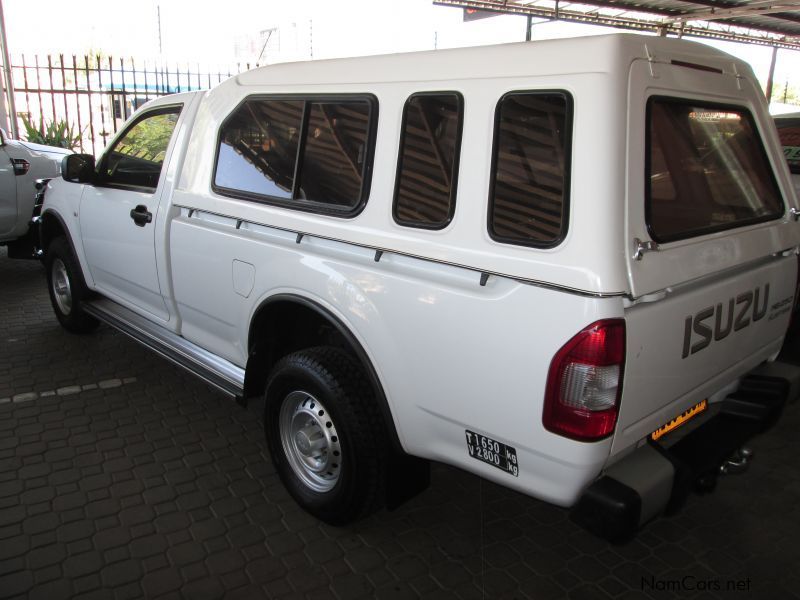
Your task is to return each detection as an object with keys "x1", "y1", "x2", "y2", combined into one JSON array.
[{"x1": 1, "y1": 247, "x2": 800, "y2": 600}]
